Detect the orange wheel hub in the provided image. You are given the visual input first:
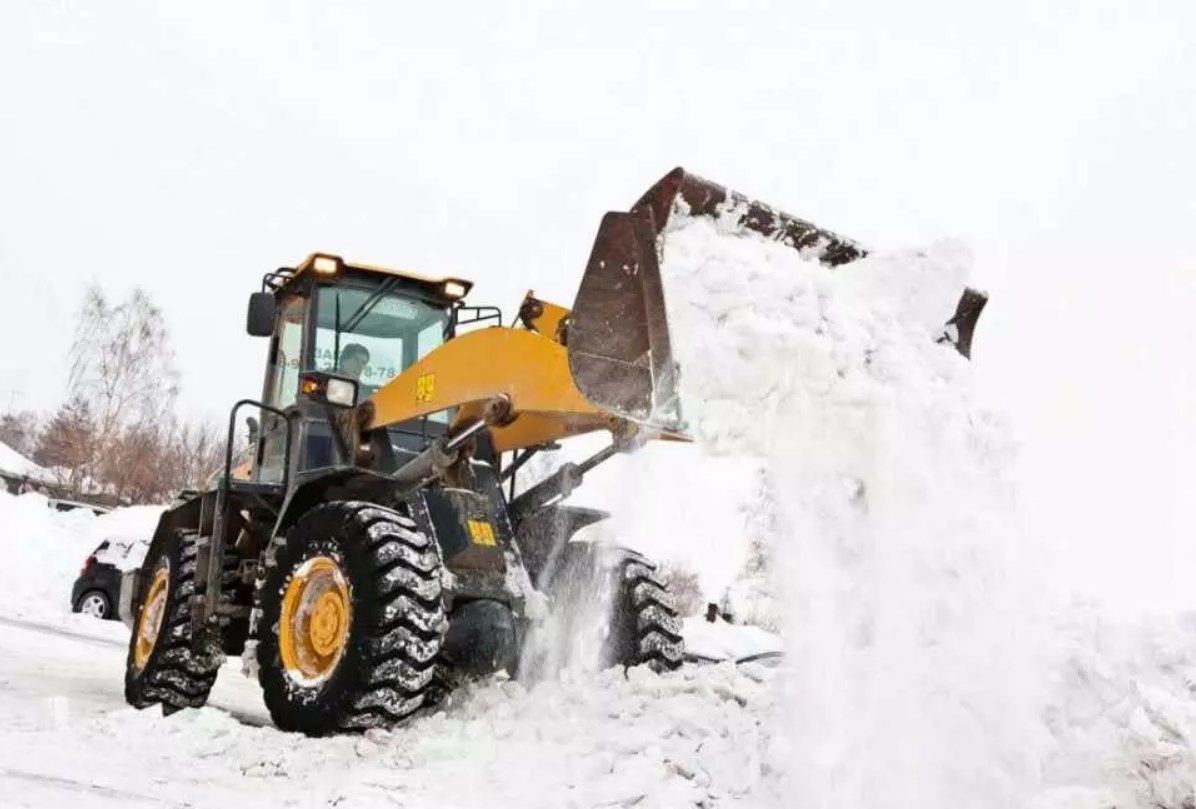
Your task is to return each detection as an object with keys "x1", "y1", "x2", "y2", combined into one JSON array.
[
  {"x1": 279, "y1": 556, "x2": 352, "y2": 686},
  {"x1": 133, "y1": 566, "x2": 170, "y2": 670}
]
